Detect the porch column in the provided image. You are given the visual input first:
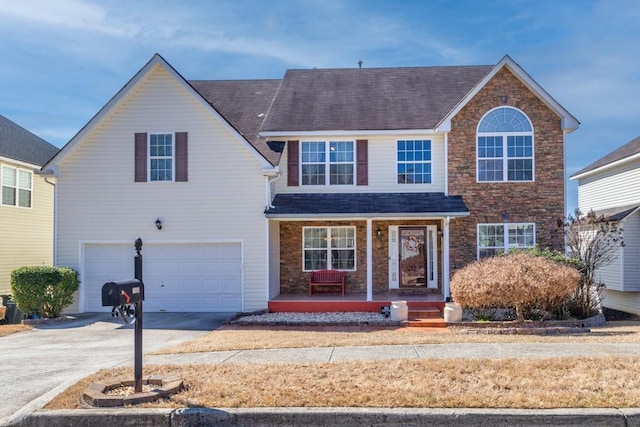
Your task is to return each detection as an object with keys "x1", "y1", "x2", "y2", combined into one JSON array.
[
  {"x1": 366, "y1": 218, "x2": 373, "y2": 301},
  {"x1": 443, "y1": 216, "x2": 451, "y2": 299}
]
